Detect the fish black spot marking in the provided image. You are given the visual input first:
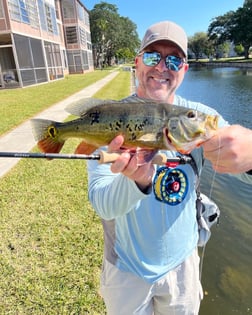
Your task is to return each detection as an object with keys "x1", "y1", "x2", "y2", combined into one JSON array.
[
  {"x1": 89, "y1": 111, "x2": 100, "y2": 125},
  {"x1": 135, "y1": 123, "x2": 143, "y2": 131},
  {"x1": 126, "y1": 123, "x2": 133, "y2": 132},
  {"x1": 116, "y1": 121, "x2": 122, "y2": 128},
  {"x1": 135, "y1": 118, "x2": 150, "y2": 131},
  {"x1": 131, "y1": 133, "x2": 137, "y2": 140}
]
